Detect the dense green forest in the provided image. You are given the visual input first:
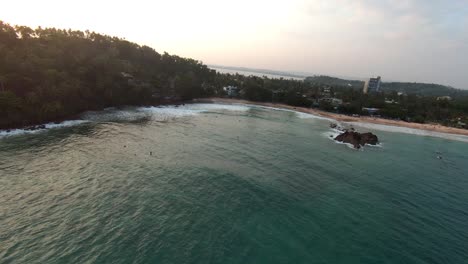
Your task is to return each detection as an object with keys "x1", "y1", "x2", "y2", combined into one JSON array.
[
  {"x1": 0, "y1": 21, "x2": 218, "y2": 129},
  {"x1": 380, "y1": 82, "x2": 468, "y2": 97},
  {"x1": 1, "y1": 21, "x2": 467, "y2": 130},
  {"x1": 223, "y1": 74, "x2": 468, "y2": 127}
]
